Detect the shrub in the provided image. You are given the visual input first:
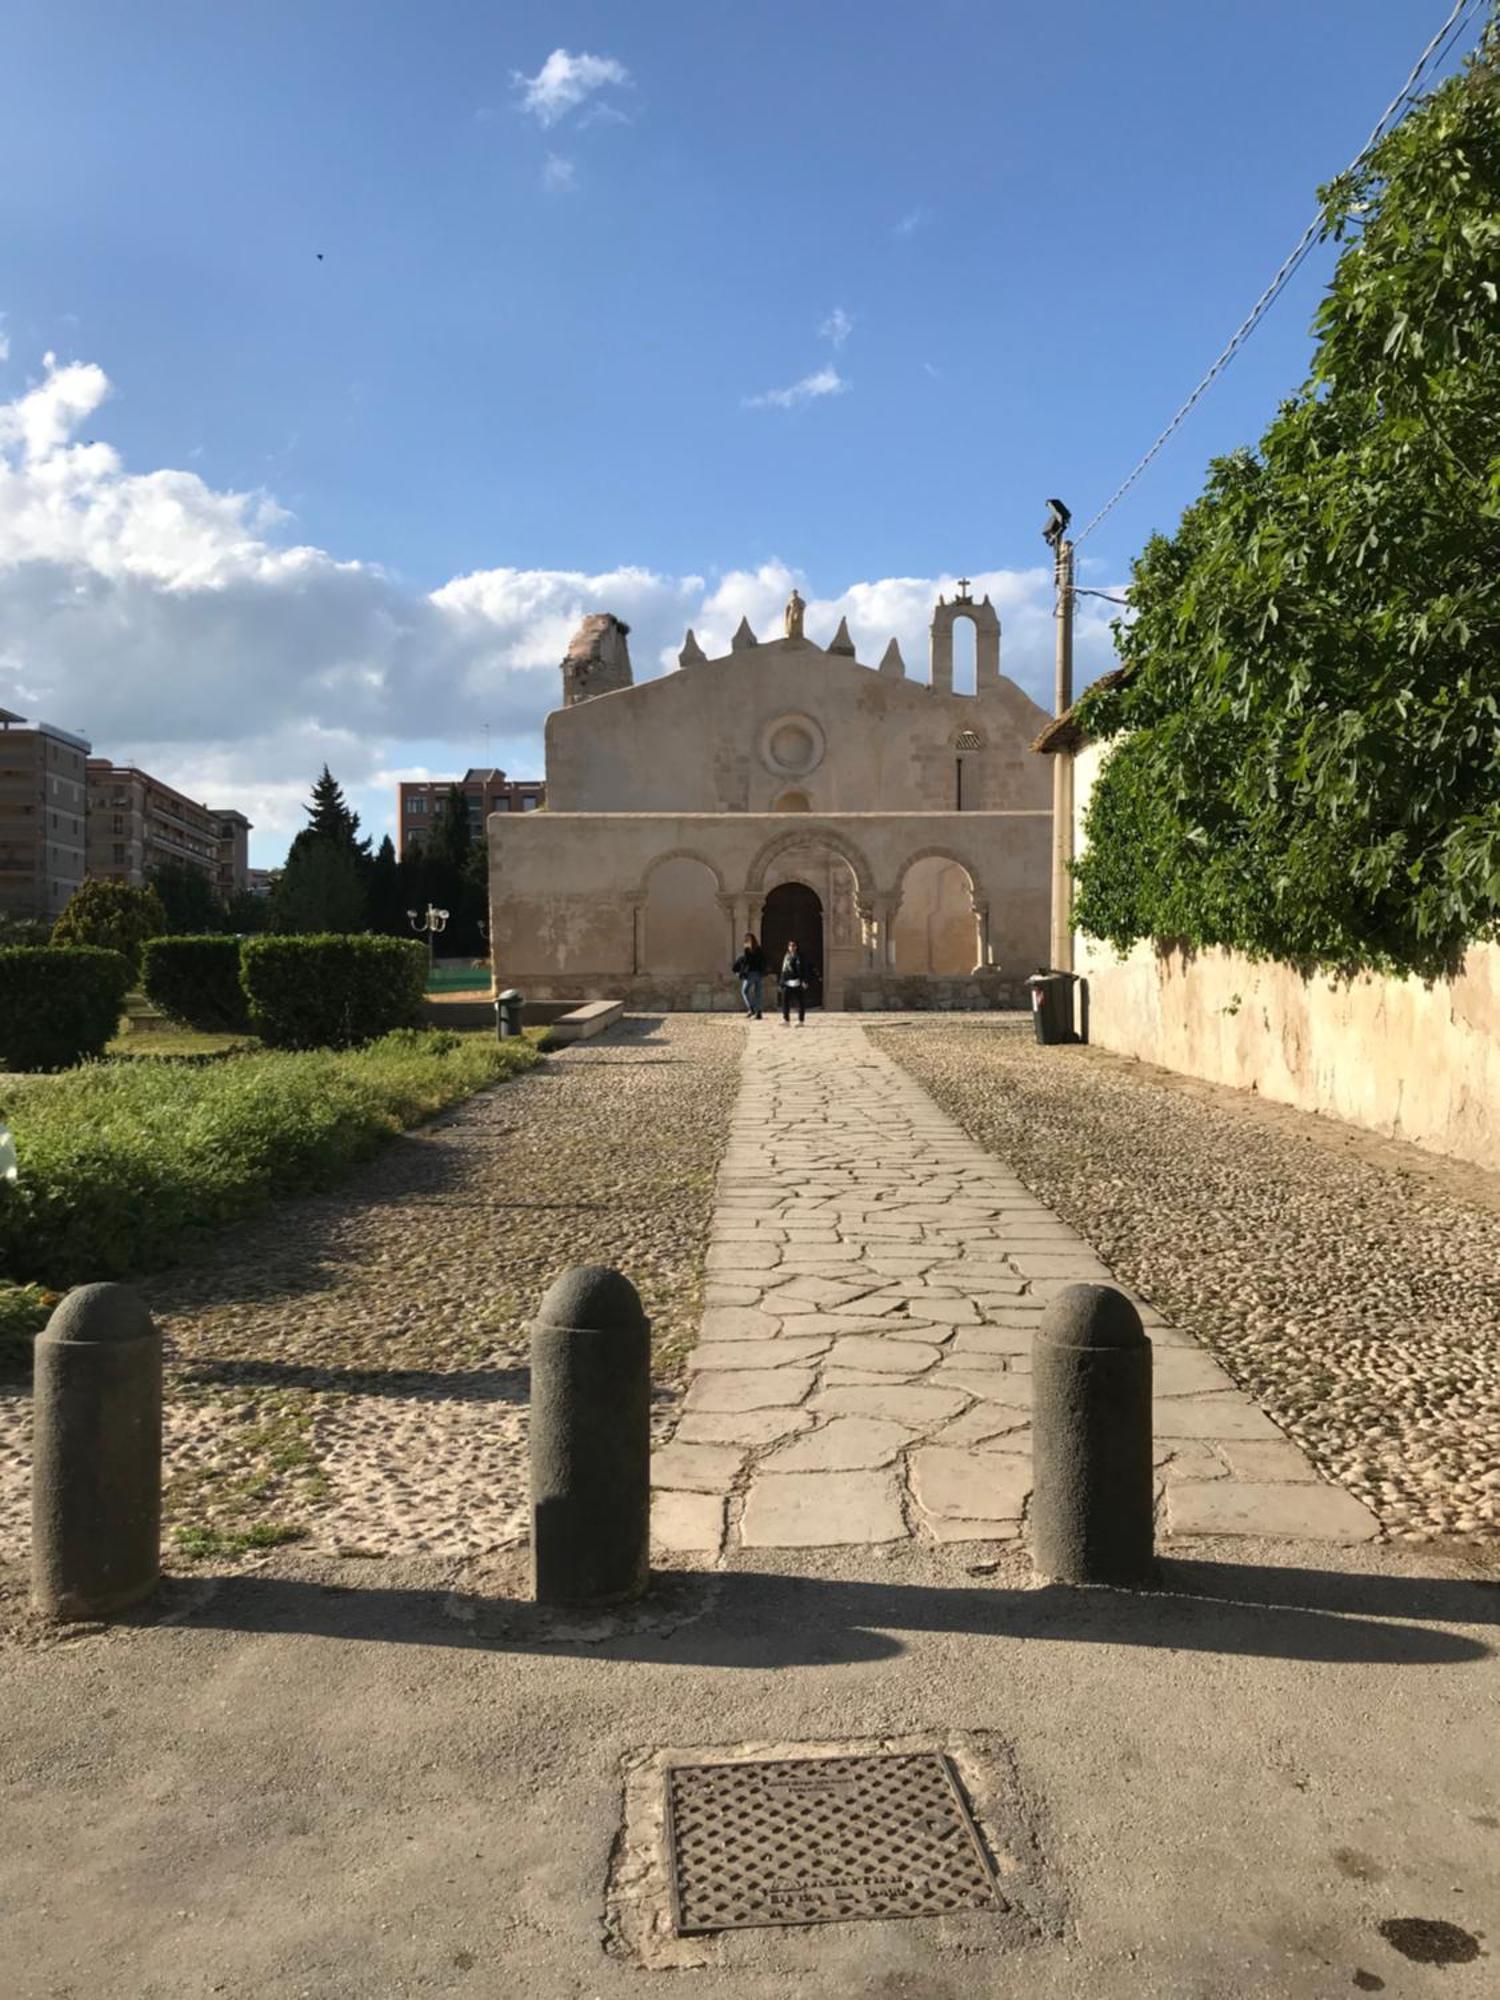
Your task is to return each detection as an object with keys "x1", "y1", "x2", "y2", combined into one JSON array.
[
  {"x1": 0, "y1": 1028, "x2": 540, "y2": 1285},
  {"x1": 51, "y1": 879, "x2": 166, "y2": 977},
  {"x1": 0, "y1": 946, "x2": 132, "y2": 1071},
  {"x1": 142, "y1": 935, "x2": 251, "y2": 1033},
  {"x1": 240, "y1": 934, "x2": 427, "y2": 1049},
  {"x1": 0, "y1": 1282, "x2": 56, "y2": 1373}
]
